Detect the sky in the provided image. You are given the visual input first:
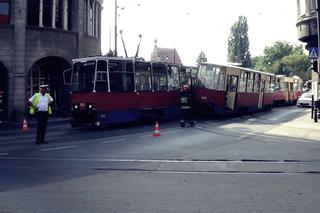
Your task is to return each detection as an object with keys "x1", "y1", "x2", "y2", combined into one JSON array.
[{"x1": 101, "y1": 0, "x2": 301, "y2": 66}]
